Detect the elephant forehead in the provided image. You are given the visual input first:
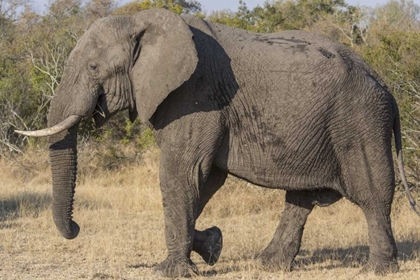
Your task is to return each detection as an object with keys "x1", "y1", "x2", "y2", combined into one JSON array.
[
  {"x1": 82, "y1": 28, "x2": 109, "y2": 49},
  {"x1": 71, "y1": 31, "x2": 119, "y2": 62},
  {"x1": 78, "y1": 19, "x2": 127, "y2": 49},
  {"x1": 93, "y1": 16, "x2": 131, "y2": 41}
]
